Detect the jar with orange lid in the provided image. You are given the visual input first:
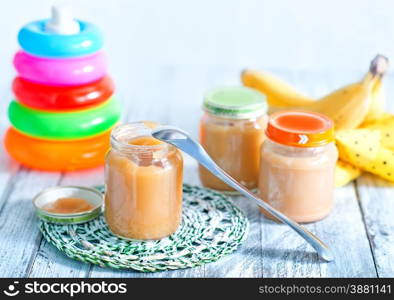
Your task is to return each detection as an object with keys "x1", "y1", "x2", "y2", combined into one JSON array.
[
  {"x1": 104, "y1": 122, "x2": 183, "y2": 240},
  {"x1": 199, "y1": 86, "x2": 268, "y2": 192},
  {"x1": 258, "y1": 111, "x2": 338, "y2": 223}
]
